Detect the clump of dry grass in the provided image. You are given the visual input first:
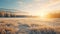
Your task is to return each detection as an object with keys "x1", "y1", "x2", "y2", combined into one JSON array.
[
  {"x1": 0, "y1": 21, "x2": 18, "y2": 34},
  {"x1": 29, "y1": 26, "x2": 57, "y2": 34}
]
